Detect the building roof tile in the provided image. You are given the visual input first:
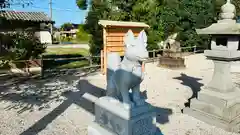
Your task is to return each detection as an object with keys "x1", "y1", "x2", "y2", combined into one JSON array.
[{"x1": 0, "y1": 10, "x2": 54, "y2": 23}]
